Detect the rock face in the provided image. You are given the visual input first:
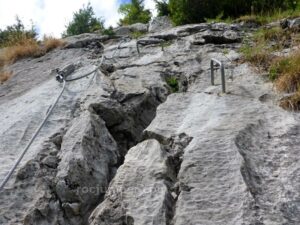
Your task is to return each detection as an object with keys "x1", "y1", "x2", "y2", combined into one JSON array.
[
  {"x1": 281, "y1": 17, "x2": 300, "y2": 29},
  {"x1": 149, "y1": 16, "x2": 173, "y2": 33},
  {"x1": 114, "y1": 23, "x2": 149, "y2": 36},
  {"x1": 0, "y1": 22, "x2": 300, "y2": 225}
]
